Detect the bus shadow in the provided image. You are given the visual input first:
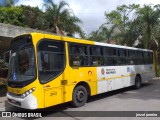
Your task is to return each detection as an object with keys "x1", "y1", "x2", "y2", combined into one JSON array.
[
  {"x1": 112, "y1": 81, "x2": 160, "y2": 100},
  {"x1": 87, "y1": 82, "x2": 153, "y2": 103}
]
